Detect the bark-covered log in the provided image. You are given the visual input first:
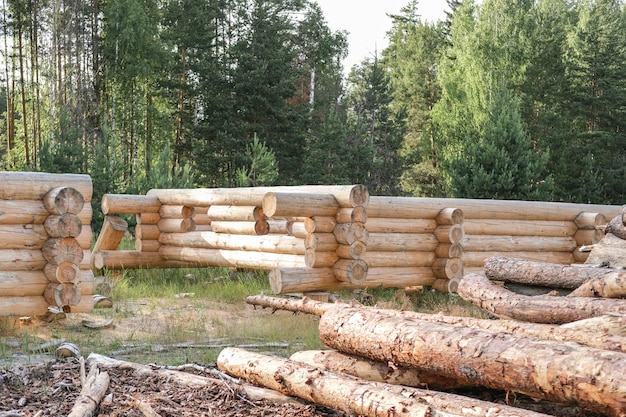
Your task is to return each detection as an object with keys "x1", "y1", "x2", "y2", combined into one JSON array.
[
  {"x1": 43, "y1": 186, "x2": 85, "y2": 215},
  {"x1": 219, "y1": 347, "x2": 556, "y2": 417},
  {"x1": 289, "y1": 349, "x2": 476, "y2": 389},
  {"x1": 458, "y1": 273, "x2": 626, "y2": 323},
  {"x1": 86, "y1": 352, "x2": 301, "y2": 406},
  {"x1": 246, "y1": 294, "x2": 626, "y2": 353},
  {"x1": 67, "y1": 363, "x2": 110, "y2": 417},
  {"x1": 567, "y1": 271, "x2": 626, "y2": 298},
  {"x1": 585, "y1": 233, "x2": 626, "y2": 268},
  {"x1": 317, "y1": 306, "x2": 626, "y2": 417},
  {"x1": 484, "y1": 255, "x2": 617, "y2": 289},
  {"x1": 606, "y1": 215, "x2": 626, "y2": 240}
]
